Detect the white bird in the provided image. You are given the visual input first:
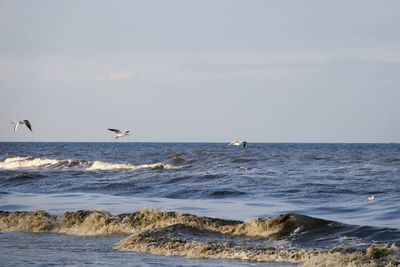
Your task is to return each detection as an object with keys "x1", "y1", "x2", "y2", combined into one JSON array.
[
  {"x1": 108, "y1": 128, "x2": 130, "y2": 139},
  {"x1": 227, "y1": 140, "x2": 248, "y2": 148},
  {"x1": 11, "y1": 120, "x2": 33, "y2": 133},
  {"x1": 368, "y1": 195, "x2": 376, "y2": 201}
]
